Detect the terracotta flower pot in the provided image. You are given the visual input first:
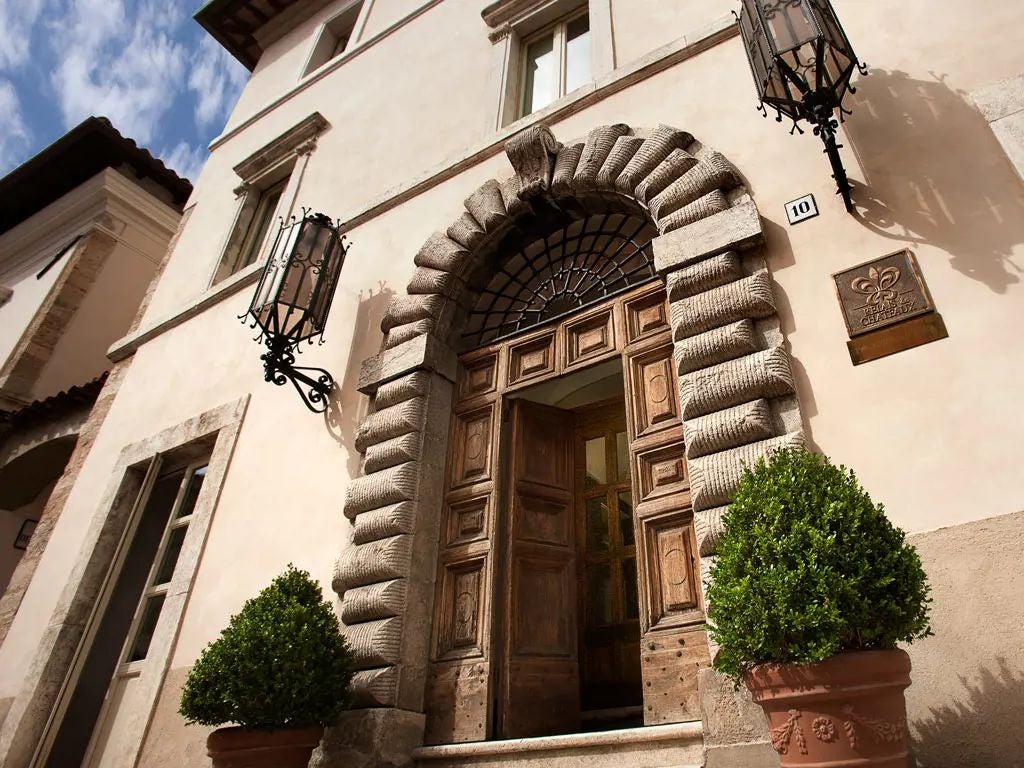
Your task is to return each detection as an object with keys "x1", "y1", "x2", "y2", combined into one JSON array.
[
  {"x1": 207, "y1": 724, "x2": 325, "y2": 768},
  {"x1": 744, "y1": 649, "x2": 911, "y2": 768}
]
